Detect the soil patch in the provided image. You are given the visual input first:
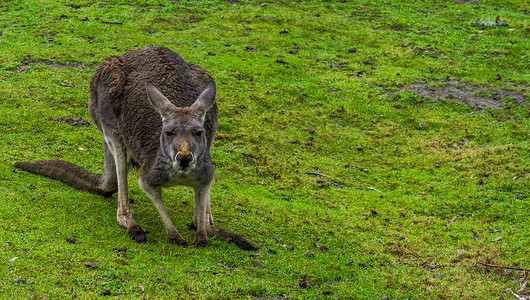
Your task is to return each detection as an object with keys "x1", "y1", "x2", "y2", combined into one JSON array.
[
  {"x1": 51, "y1": 116, "x2": 92, "y2": 126},
  {"x1": 405, "y1": 79, "x2": 527, "y2": 109},
  {"x1": 8, "y1": 60, "x2": 85, "y2": 73}
]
